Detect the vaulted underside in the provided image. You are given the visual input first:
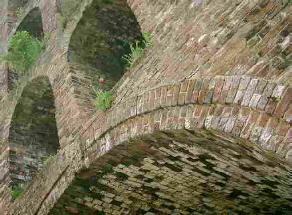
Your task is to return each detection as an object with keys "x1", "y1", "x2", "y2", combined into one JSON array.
[{"x1": 49, "y1": 129, "x2": 291, "y2": 215}]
